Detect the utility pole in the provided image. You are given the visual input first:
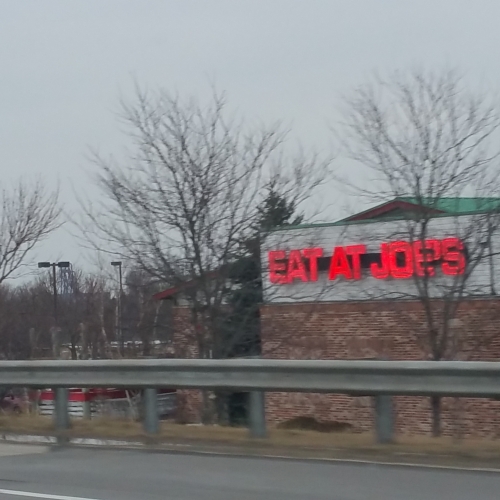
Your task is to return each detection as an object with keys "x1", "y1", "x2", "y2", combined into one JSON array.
[
  {"x1": 111, "y1": 261, "x2": 124, "y2": 356},
  {"x1": 52, "y1": 263, "x2": 57, "y2": 322}
]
